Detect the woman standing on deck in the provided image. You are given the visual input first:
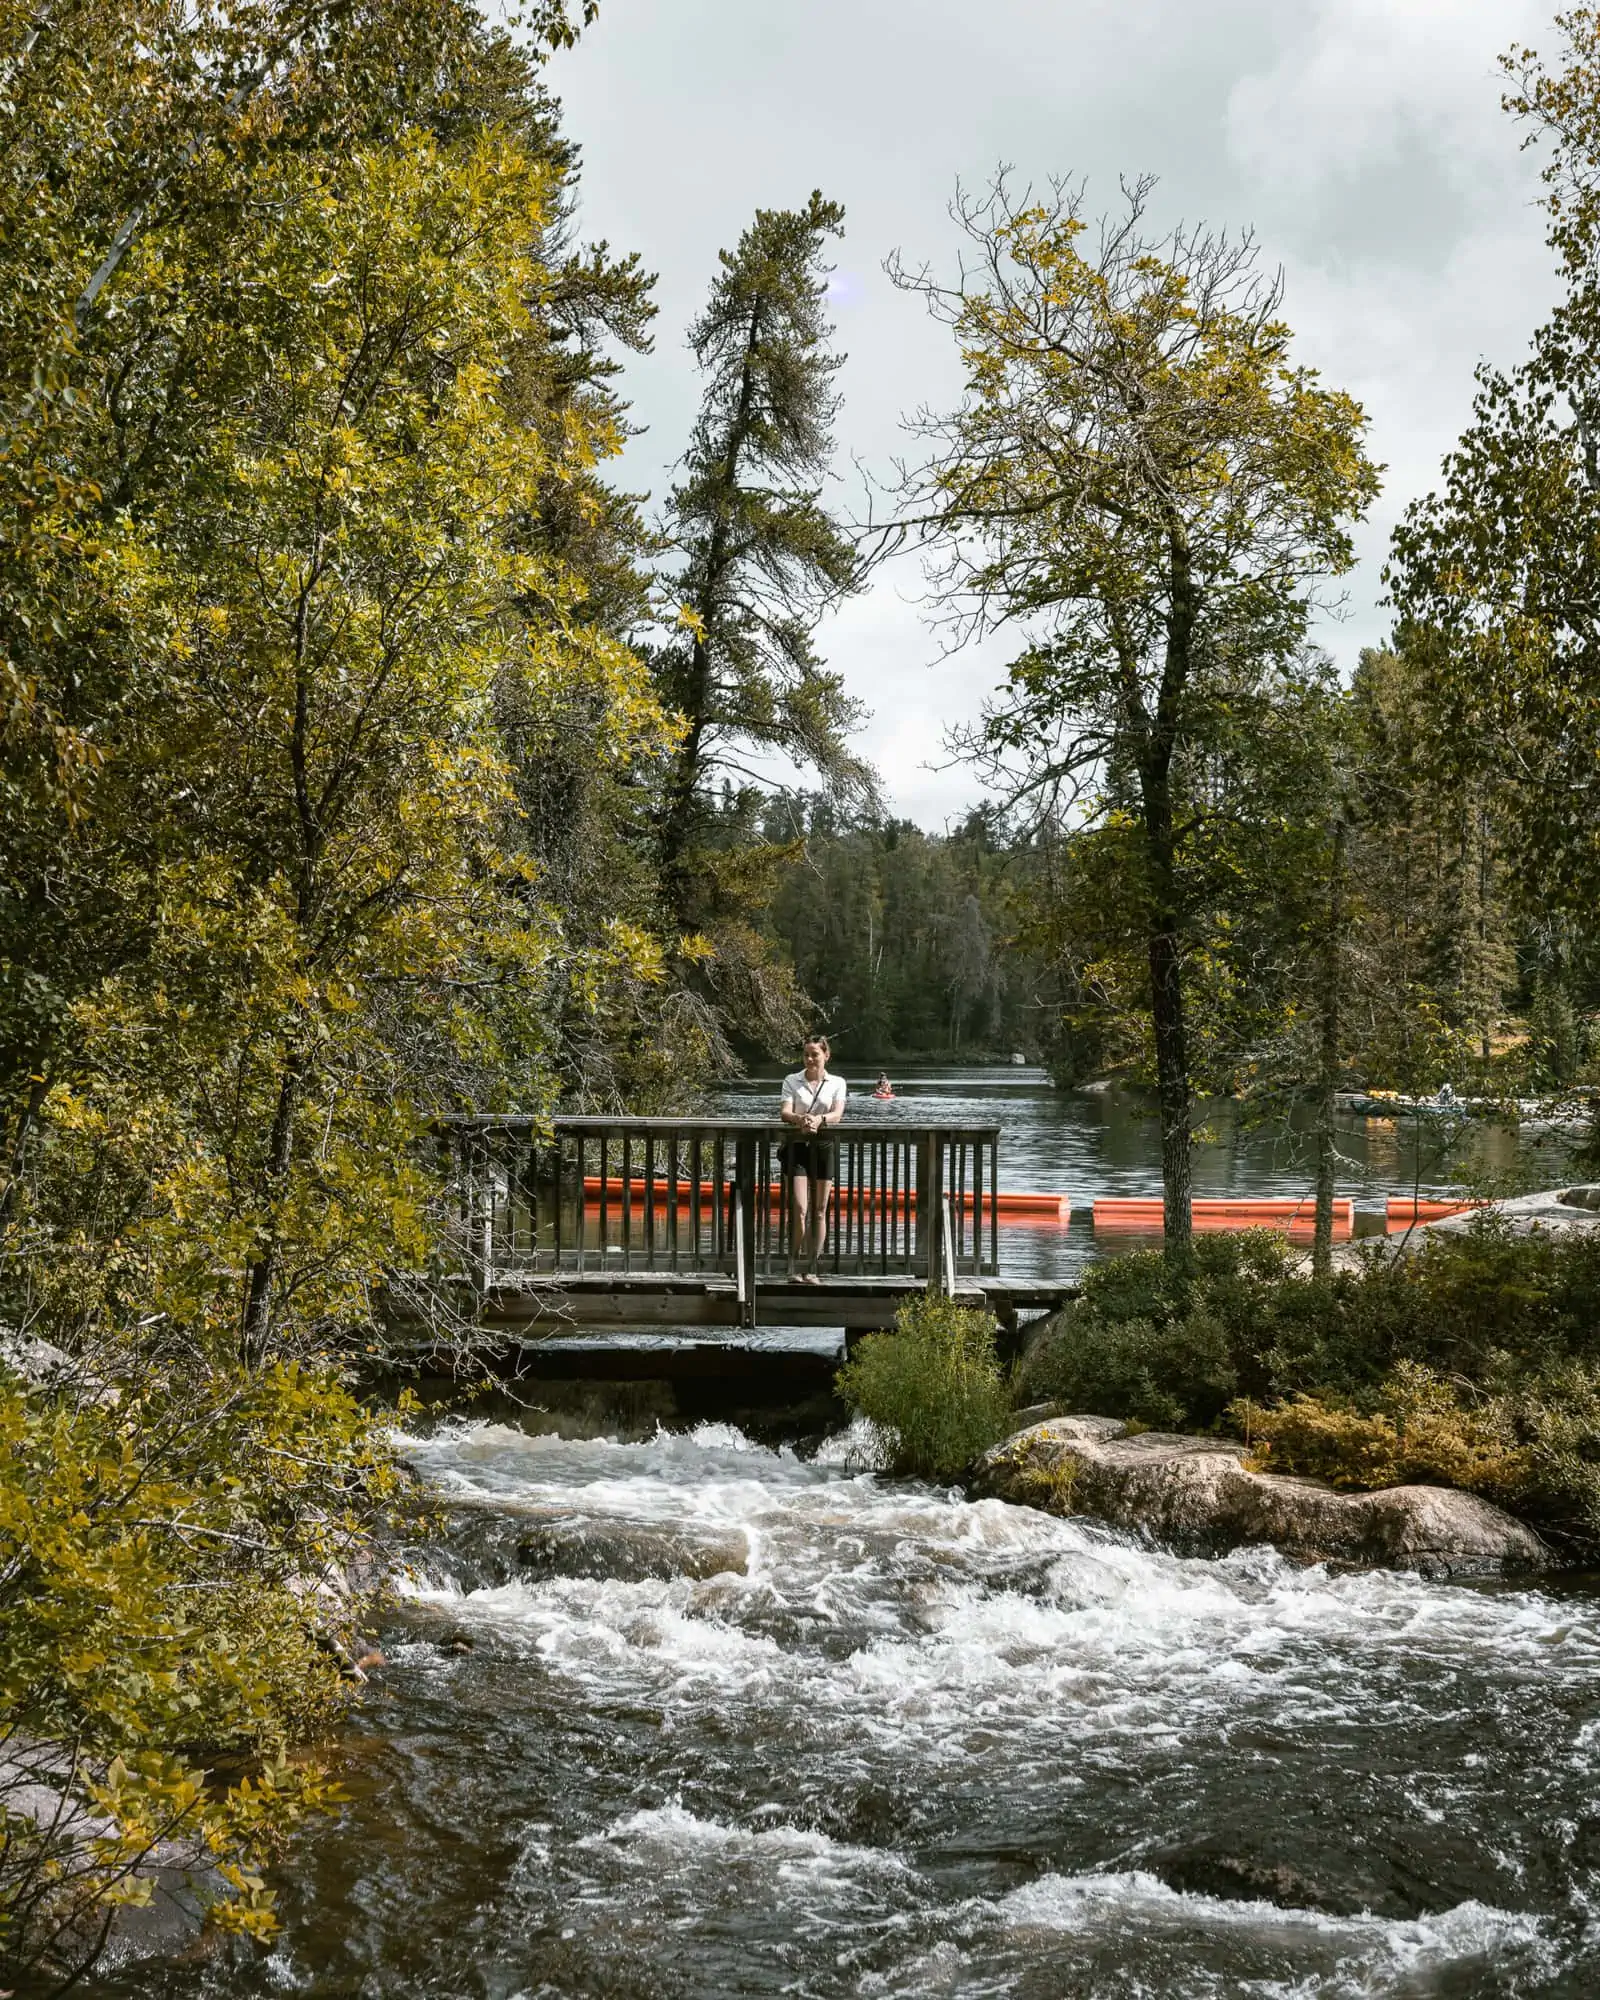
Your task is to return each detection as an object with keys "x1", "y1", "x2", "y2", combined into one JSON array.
[{"x1": 780, "y1": 1036, "x2": 846, "y2": 1281}]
